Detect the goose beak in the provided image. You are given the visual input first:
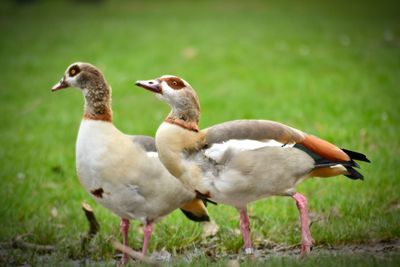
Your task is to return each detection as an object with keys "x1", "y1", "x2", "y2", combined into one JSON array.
[
  {"x1": 51, "y1": 77, "x2": 69, "y2": 91},
  {"x1": 135, "y1": 79, "x2": 162, "y2": 94}
]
